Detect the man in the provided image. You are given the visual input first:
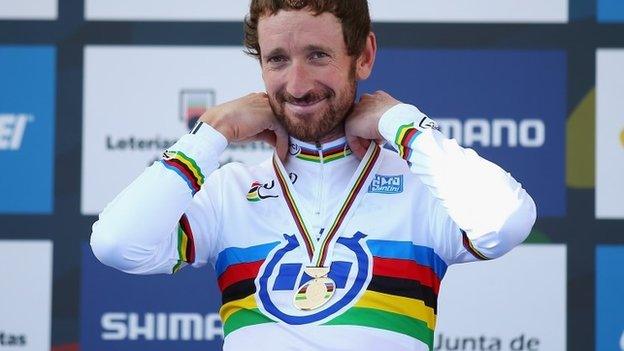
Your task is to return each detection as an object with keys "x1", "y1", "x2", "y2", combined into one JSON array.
[{"x1": 90, "y1": 0, "x2": 536, "y2": 350}]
